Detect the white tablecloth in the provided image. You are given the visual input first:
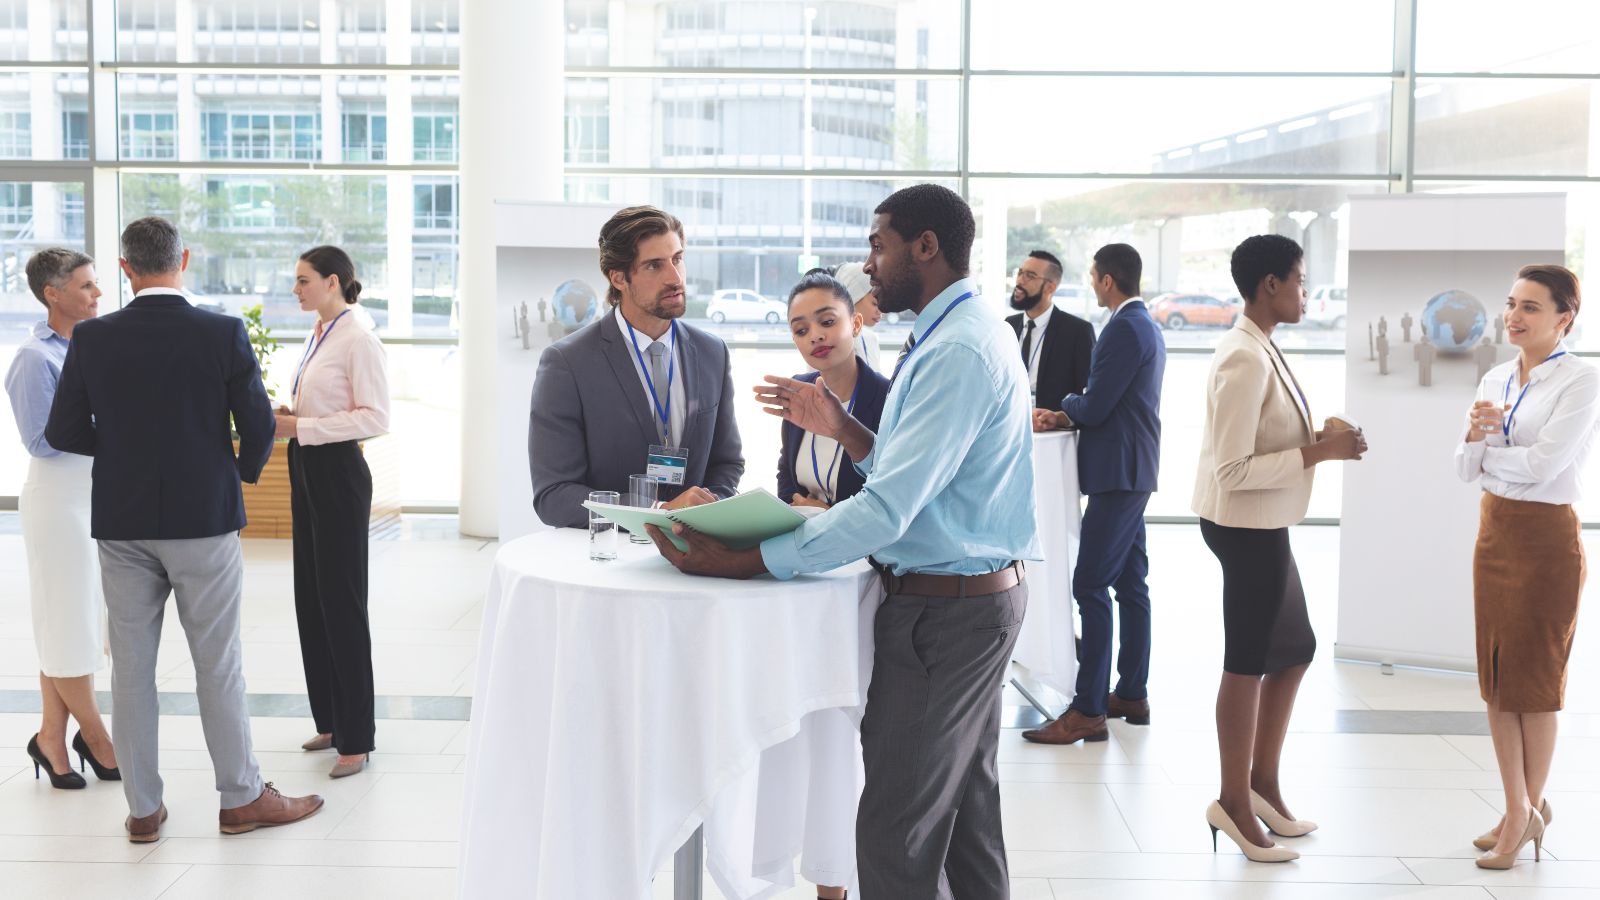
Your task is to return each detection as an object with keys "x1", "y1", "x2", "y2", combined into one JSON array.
[
  {"x1": 459, "y1": 529, "x2": 881, "y2": 900},
  {"x1": 1014, "y1": 430, "x2": 1082, "y2": 699}
]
